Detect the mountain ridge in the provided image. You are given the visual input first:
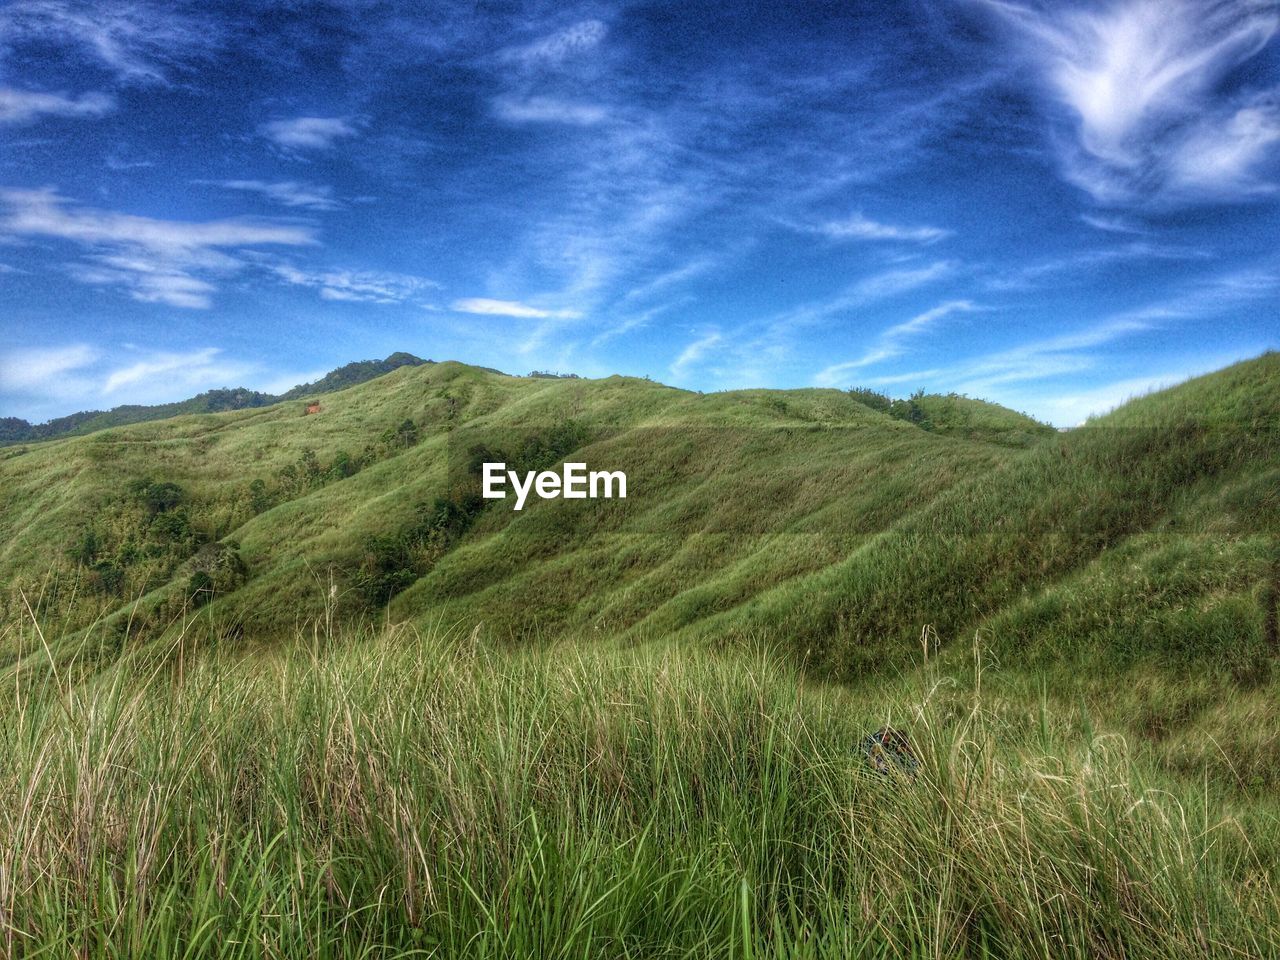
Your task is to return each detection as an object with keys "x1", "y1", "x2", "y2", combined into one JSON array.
[{"x1": 0, "y1": 351, "x2": 433, "y2": 446}]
